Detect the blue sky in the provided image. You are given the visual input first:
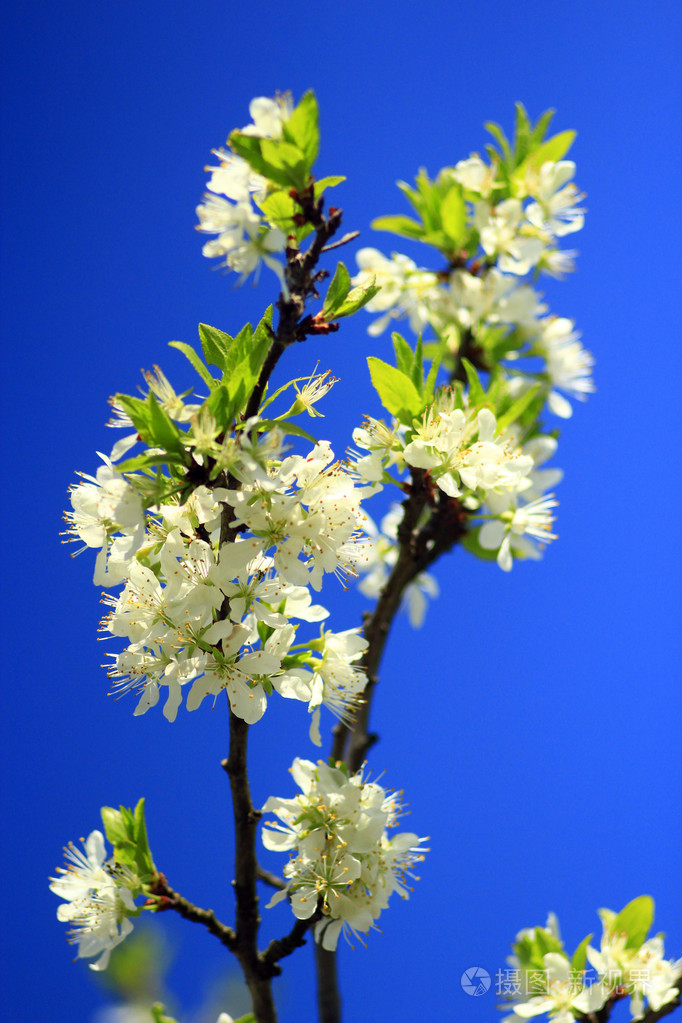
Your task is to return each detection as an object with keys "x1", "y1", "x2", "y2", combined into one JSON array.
[{"x1": 2, "y1": 2, "x2": 681, "y2": 1021}]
